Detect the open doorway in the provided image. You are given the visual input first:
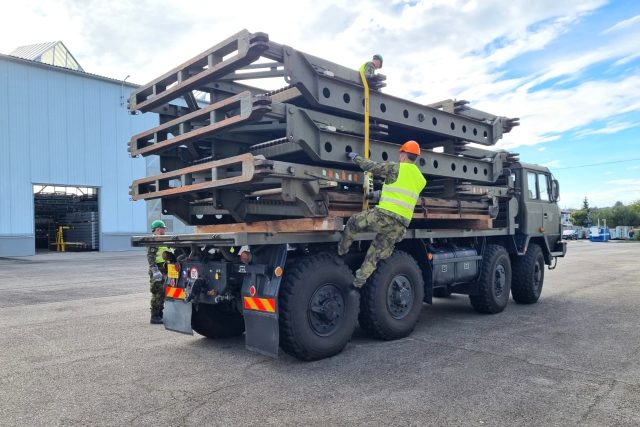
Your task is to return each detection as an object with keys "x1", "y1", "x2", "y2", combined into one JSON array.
[{"x1": 33, "y1": 185, "x2": 99, "y2": 252}]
